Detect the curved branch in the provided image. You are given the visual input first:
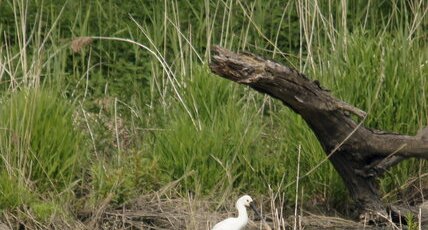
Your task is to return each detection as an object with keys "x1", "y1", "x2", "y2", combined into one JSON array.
[{"x1": 209, "y1": 45, "x2": 428, "y2": 218}]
